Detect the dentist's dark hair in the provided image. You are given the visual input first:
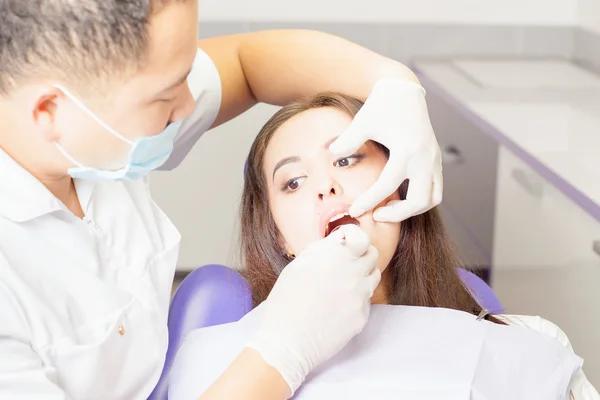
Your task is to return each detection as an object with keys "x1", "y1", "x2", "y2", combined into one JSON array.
[
  {"x1": 0, "y1": 0, "x2": 187, "y2": 95},
  {"x1": 240, "y1": 92, "x2": 503, "y2": 324}
]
